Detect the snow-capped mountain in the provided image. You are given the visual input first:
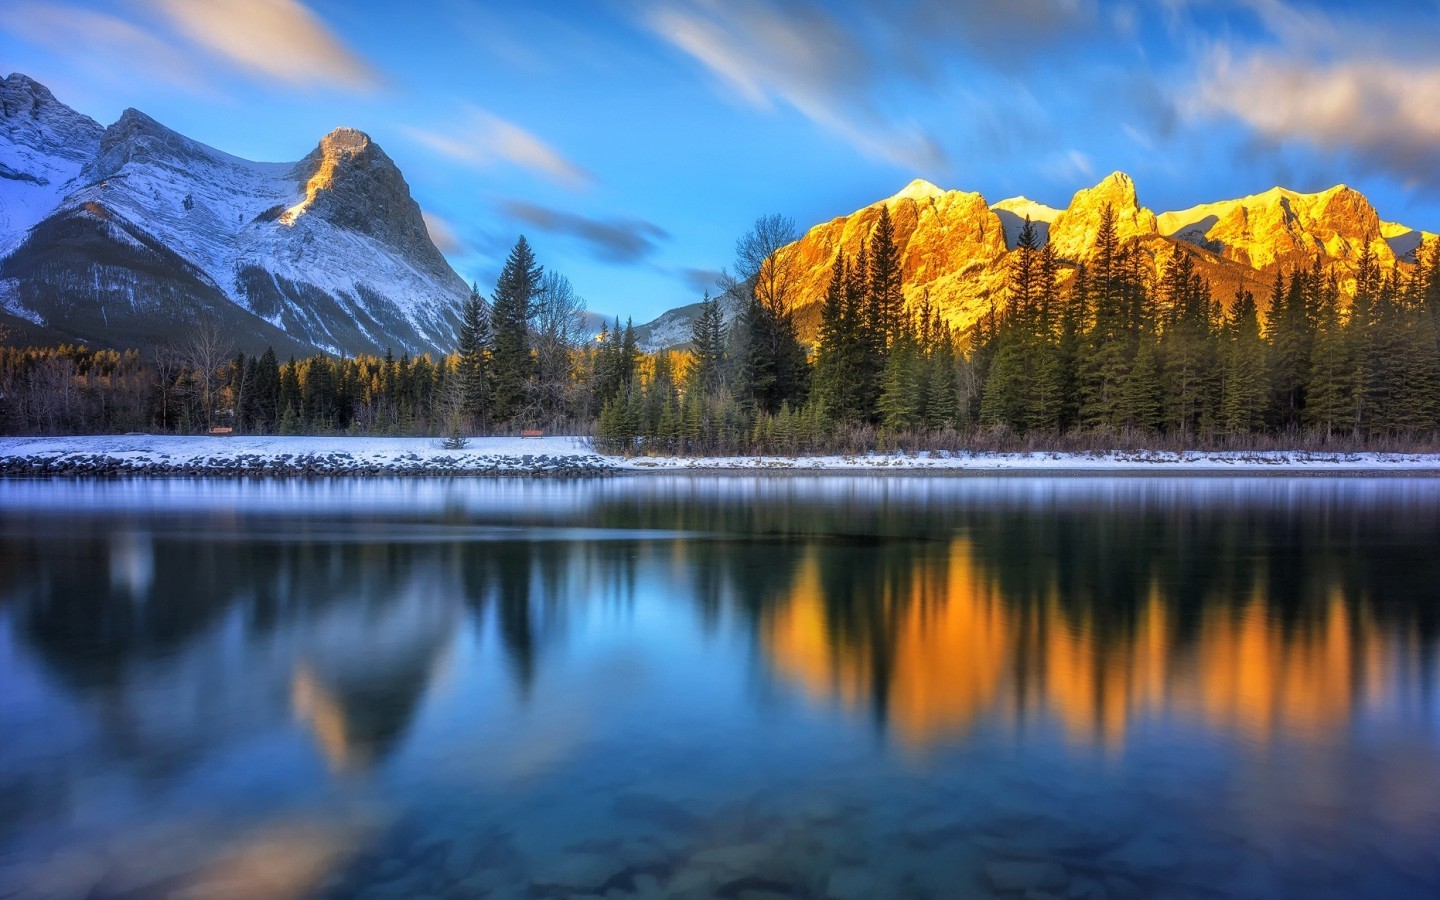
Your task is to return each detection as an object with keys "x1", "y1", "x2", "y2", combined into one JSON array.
[
  {"x1": 635, "y1": 172, "x2": 1434, "y2": 348},
  {"x1": 990, "y1": 196, "x2": 1061, "y2": 249},
  {"x1": 0, "y1": 73, "x2": 464, "y2": 356}
]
